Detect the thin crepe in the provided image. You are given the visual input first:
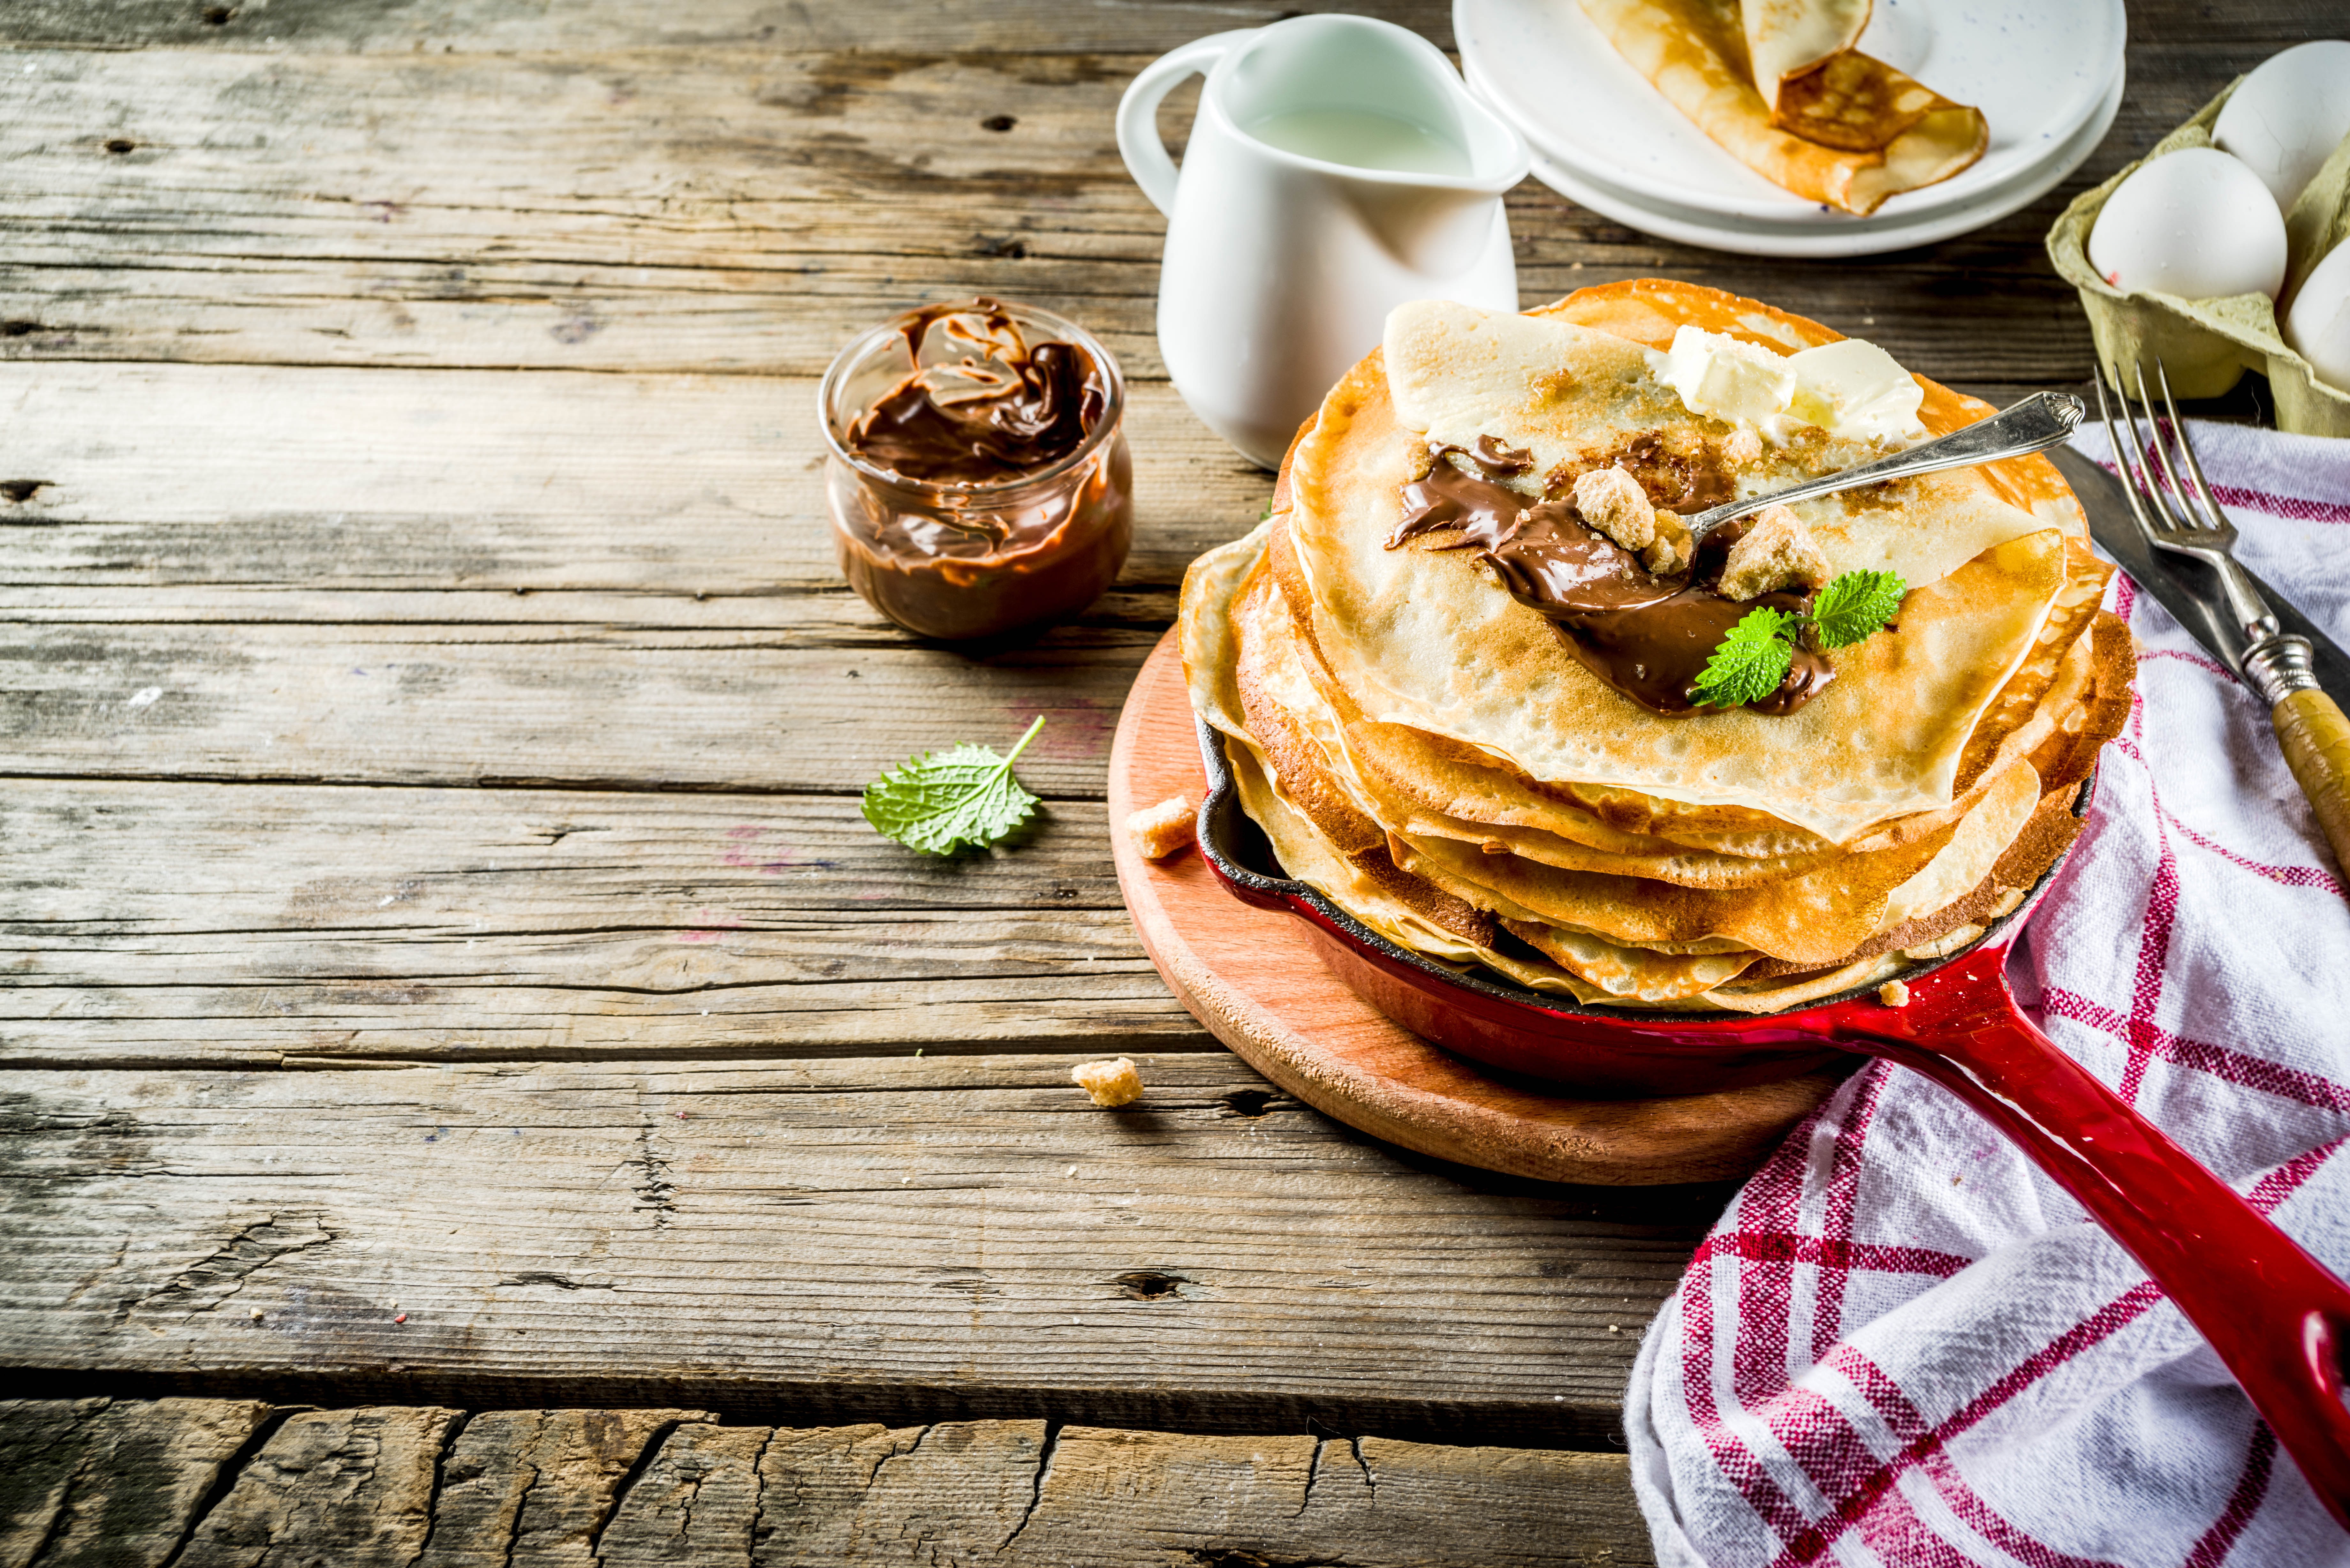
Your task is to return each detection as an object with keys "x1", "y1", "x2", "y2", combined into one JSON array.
[
  {"x1": 1285, "y1": 350, "x2": 2072, "y2": 842},
  {"x1": 1188, "y1": 528, "x2": 2104, "y2": 1010},
  {"x1": 1581, "y1": 0, "x2": 1986, "y2": 214}
]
